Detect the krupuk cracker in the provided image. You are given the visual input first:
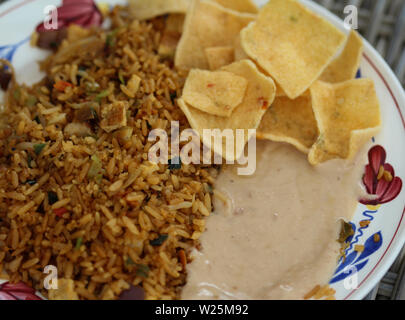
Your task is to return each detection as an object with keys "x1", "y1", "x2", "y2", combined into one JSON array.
[
  {"x1": 178, "y1": 60, "x2": 276, "y2": 161},
  {"x1": 204, "y1": 46, "x2": 235, "y2": 70},
  {"x1": 175, "y1": 0, "x2": 255, "y2": 70},
  {"x1": 308, "y1": 79, "x2": 381, "y2": 165},
  {"x1": 320, "y1": 30, "x2": 363, "y2": 83},
  {"x1": 129, "y1": 0, "x2": 189, "y2": 20},
  {"x1": 258, "y1": 95, "x2": 318, "y2": 153},
  {"x1": 240, "y1": 0, "x2": 346, "y2": 99},
  {"x1": 211, "y1": 0, "x2": 258, "y2": 14},
  {"x1": 182, "y1": 69, "x2": 248, "y2": 117}
]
